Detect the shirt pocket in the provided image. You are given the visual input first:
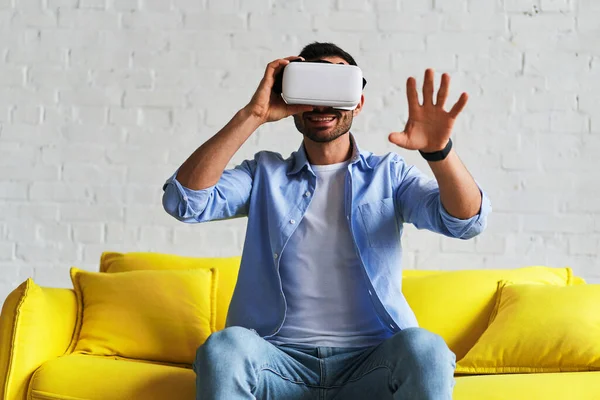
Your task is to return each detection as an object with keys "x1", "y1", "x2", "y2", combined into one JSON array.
[{"x1": 358, "y1": 197, "x2": 399, "y2": 248}]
